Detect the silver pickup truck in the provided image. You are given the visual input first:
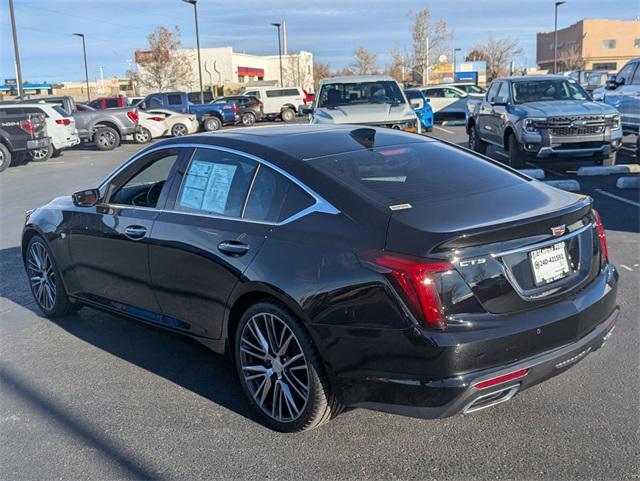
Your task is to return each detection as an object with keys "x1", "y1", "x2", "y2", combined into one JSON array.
[
  {"x1": 8, "y1": 96, "x2": 140, "y2": 151},
  {"x1": 466, "y1": 75, "x2": 622, "y2": 168}
]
